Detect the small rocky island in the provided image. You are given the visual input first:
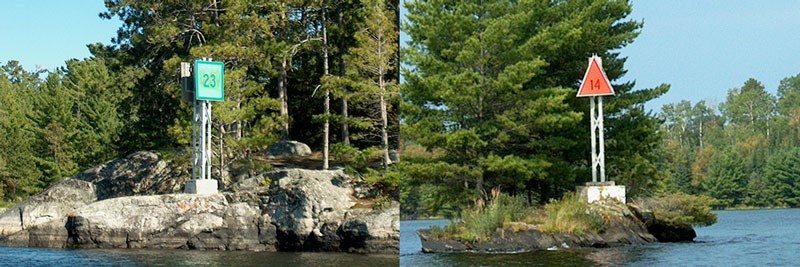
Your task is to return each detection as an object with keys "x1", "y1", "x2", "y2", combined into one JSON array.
[
  {"x1": 418, "y1": 197, "x2": 707, "y2": 254},
  {"x1": 0, "y1": 151, "x2": 398, "y2": 254}
]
